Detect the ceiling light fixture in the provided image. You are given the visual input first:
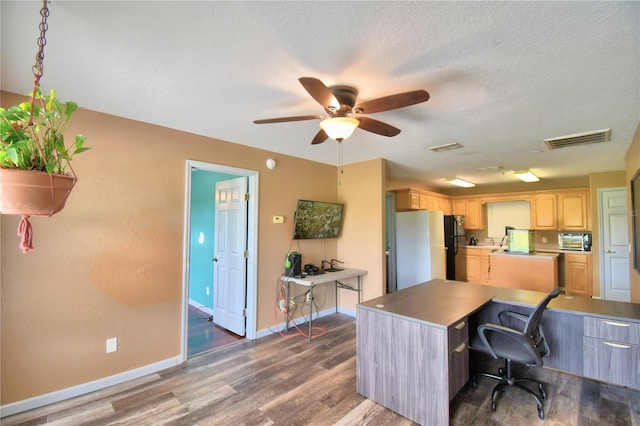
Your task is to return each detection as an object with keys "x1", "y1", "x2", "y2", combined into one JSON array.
[
  {"x1": 514, "y1": 170, "x2": 540, "y2": 182},
  {"x1": 319, "y1": 117, "x2": 359, "y2": 142},
  {"x1": 444, "y1": 177, "x2": 475, "y2": 188}
]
